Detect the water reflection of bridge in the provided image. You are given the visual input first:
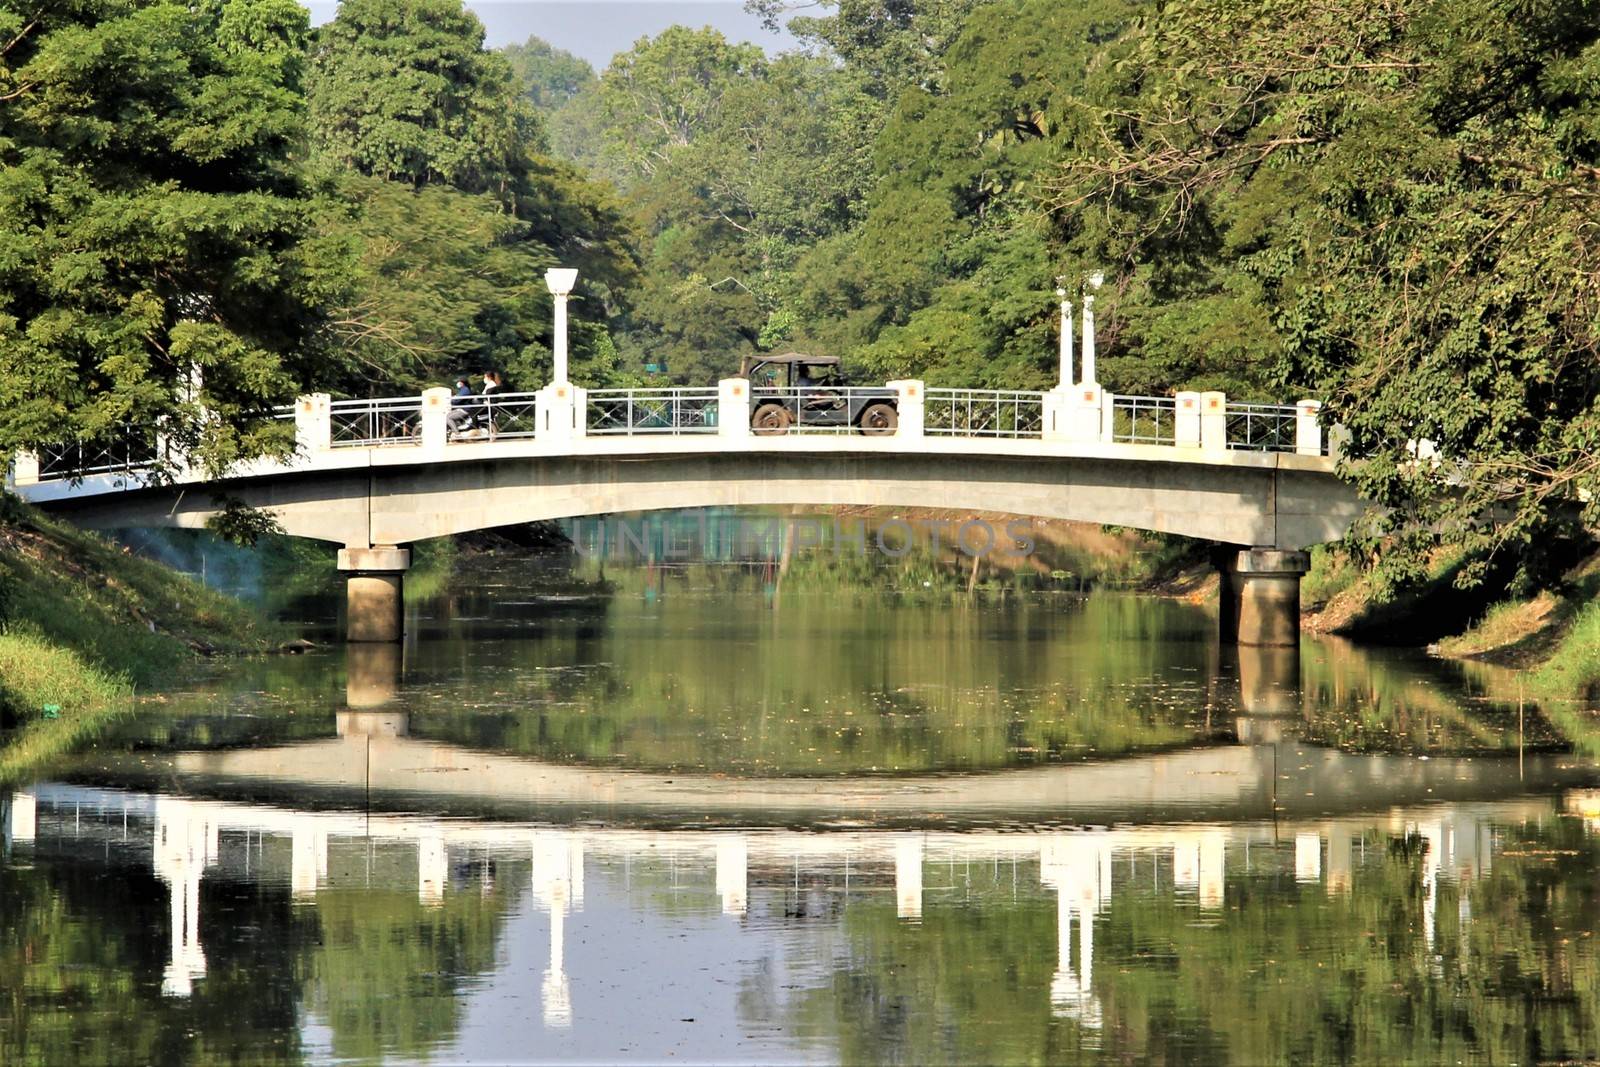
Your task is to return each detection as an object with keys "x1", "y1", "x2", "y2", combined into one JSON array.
[{"x1": 3, "y1": 783, "x2": 1582, "y2": 1032}]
